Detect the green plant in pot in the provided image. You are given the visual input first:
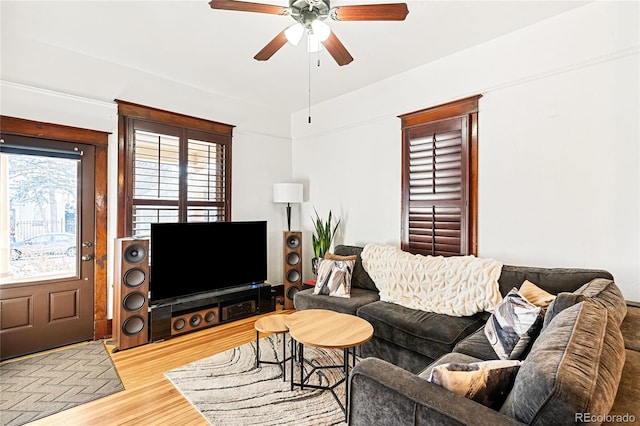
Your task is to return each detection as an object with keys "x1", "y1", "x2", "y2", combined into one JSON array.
[{"x1": 311, "y1": 208, "x2": 341, "y2": 276}]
